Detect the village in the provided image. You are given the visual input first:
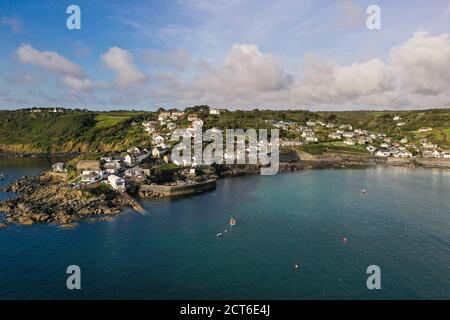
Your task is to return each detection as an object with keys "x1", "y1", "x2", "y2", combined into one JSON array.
[{"x1": 47, "y1": 108, "x2": 450, "y2": 196}]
